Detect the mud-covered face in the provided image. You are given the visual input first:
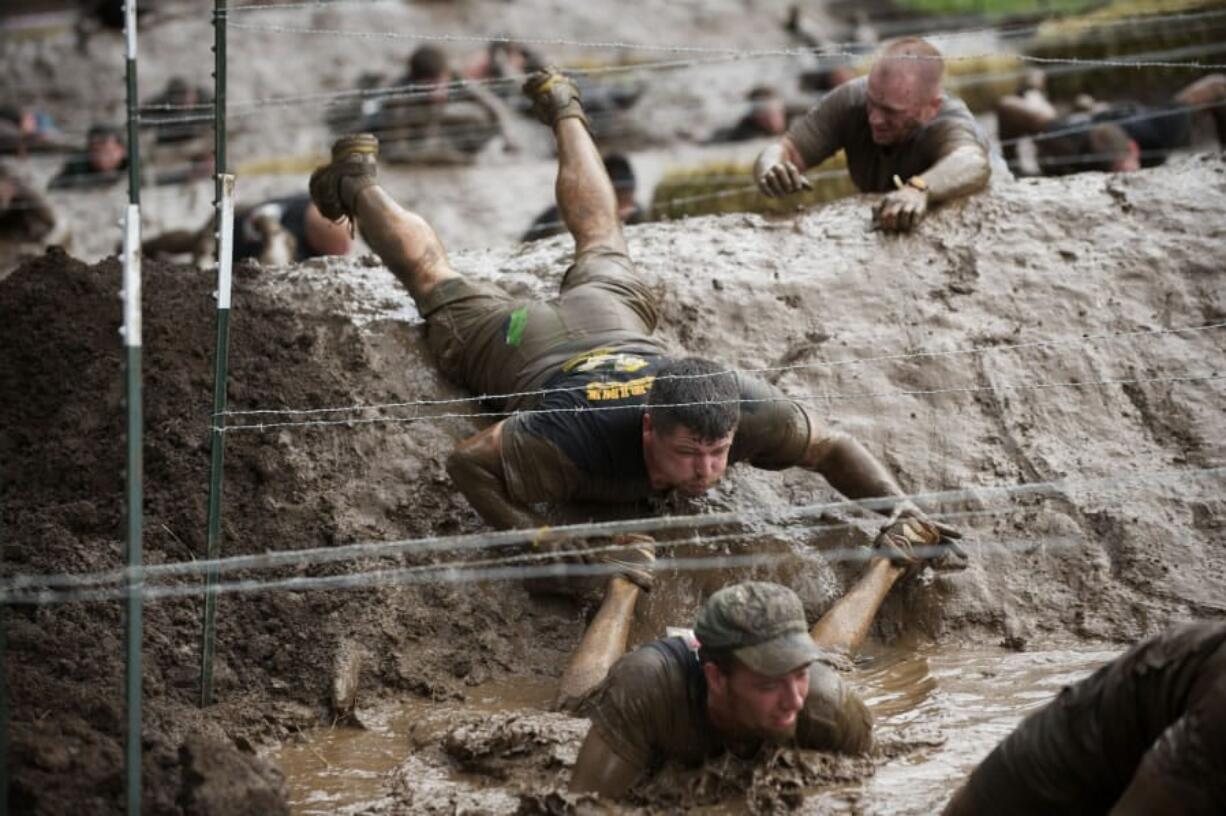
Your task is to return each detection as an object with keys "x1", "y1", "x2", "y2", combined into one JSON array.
[
  {"x1": 865, "y1": 69, "x2": 938, "y2": 146},
  {"x1": 709, "y1": 662, "x2": 810, "y2": 741},
  {"x1": 642, "y1": 420, "x2": 734, "y2": 496}
]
